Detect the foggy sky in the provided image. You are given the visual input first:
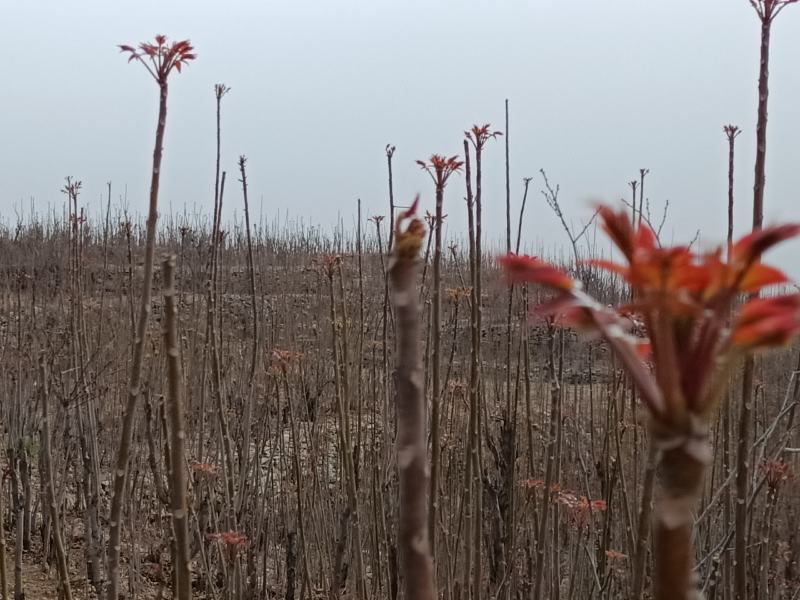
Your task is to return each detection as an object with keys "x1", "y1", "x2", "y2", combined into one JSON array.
[{"x1": 2, "y1": 0, "x2": 799, "y2": 275}]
